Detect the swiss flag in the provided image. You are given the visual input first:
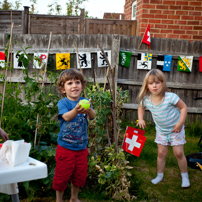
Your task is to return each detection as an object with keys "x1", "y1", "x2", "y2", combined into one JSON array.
[
  {"x1": 122, "y1": 126, "x2": 146, "y2": 157},
  {"x1": 142, "y1": 24, "x2": 151, "y2": 48},
  {"x1": 199, "y1": 56, "x2": 202, "y2": 72}
]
